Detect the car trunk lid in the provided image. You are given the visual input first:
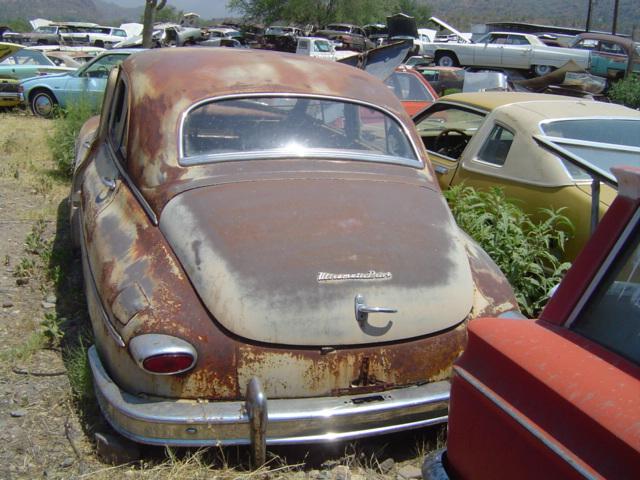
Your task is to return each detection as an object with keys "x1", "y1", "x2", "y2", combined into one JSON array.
[{"x1": 160, "y1": 170, "x2": 473, "y2": 347}]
